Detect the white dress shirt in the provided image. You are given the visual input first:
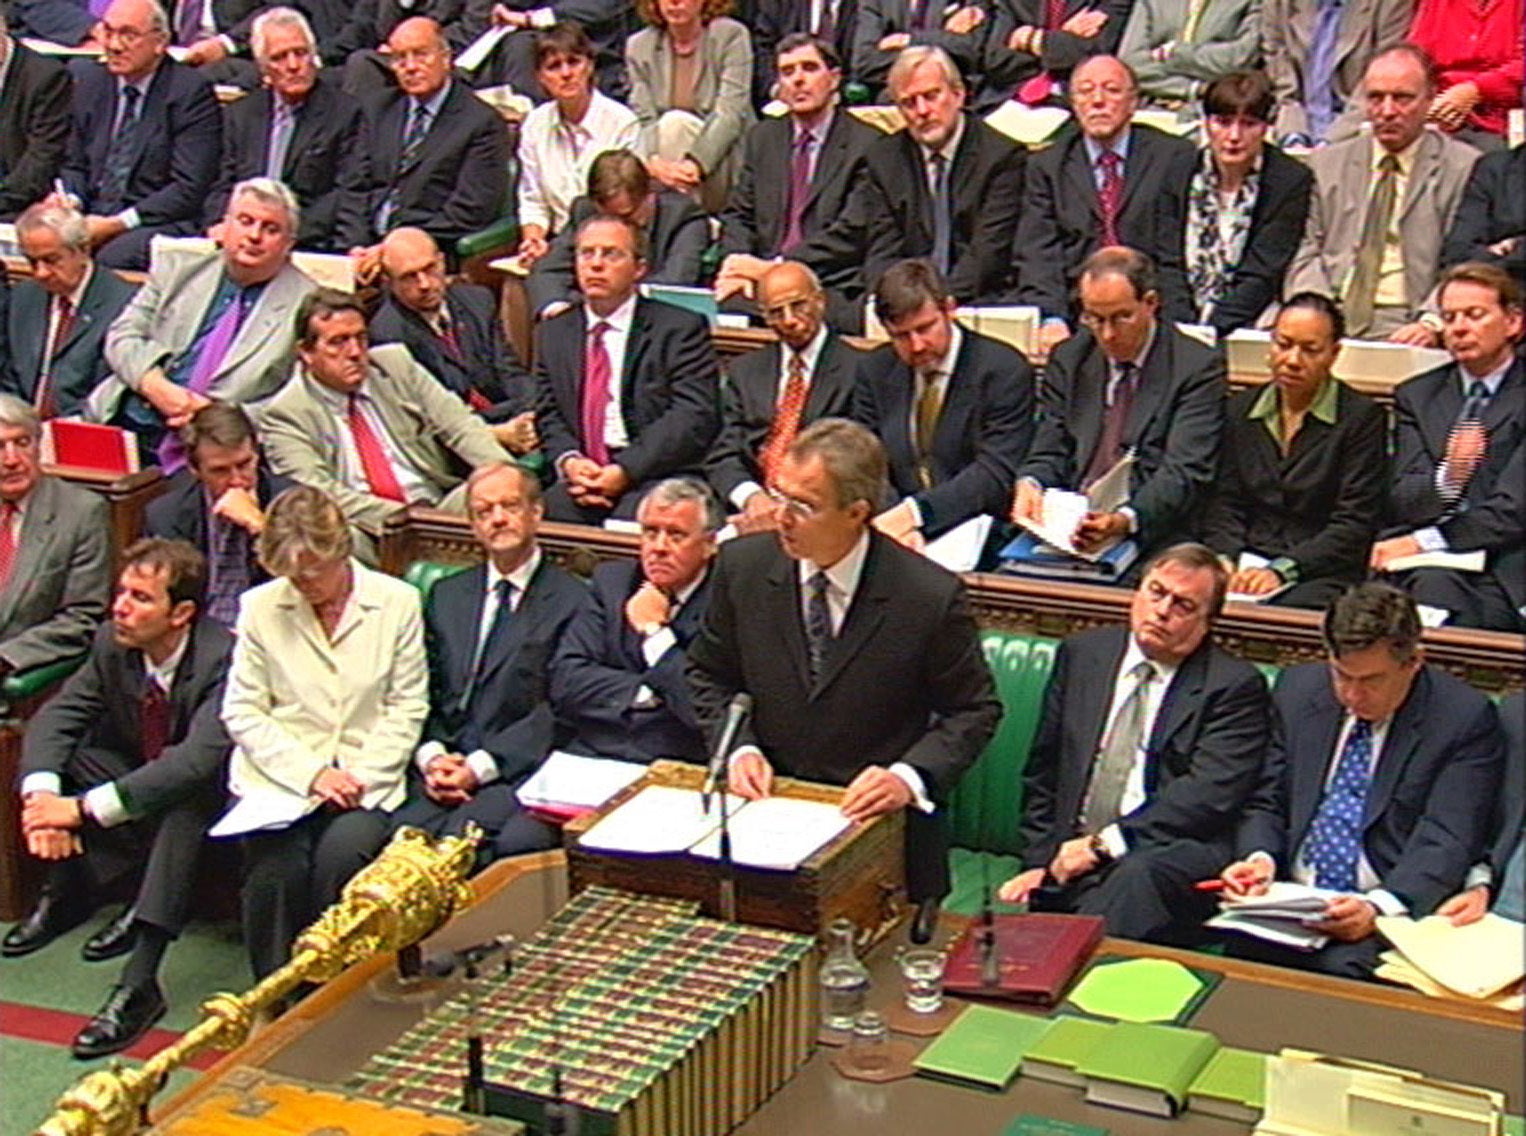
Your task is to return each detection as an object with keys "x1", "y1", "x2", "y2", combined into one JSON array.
[{"x1": 517, "y1": 91, "x2": 640, "y2": 235}]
